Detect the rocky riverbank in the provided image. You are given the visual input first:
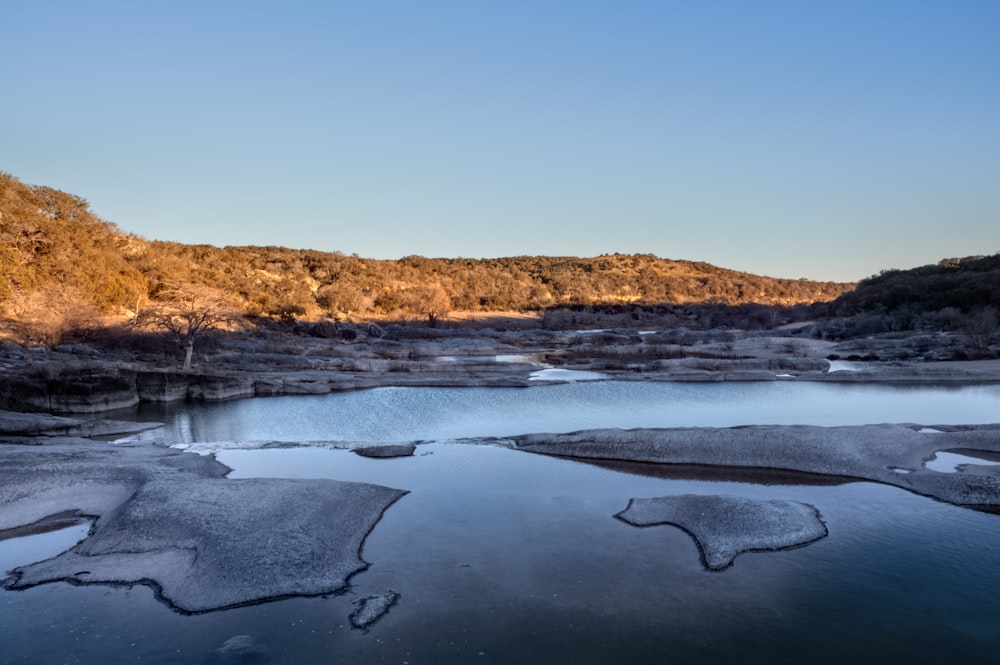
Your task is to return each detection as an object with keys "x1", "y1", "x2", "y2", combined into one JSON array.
[
  {"x1": 0, "y1": 435, "x2": 406, "y2": 615},
  {"x1": 2, "y1": 326, "x2": 999, "y2": 414},
  {"x1": 512, "y1": 423, "x2": 1000, "y2": 509},
  {"x1": 4, "y1": 415, "x2": 999, "y2": 619},
  {"x1": 2, "y1": 323, "x2": 998, "y2": 621}
]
